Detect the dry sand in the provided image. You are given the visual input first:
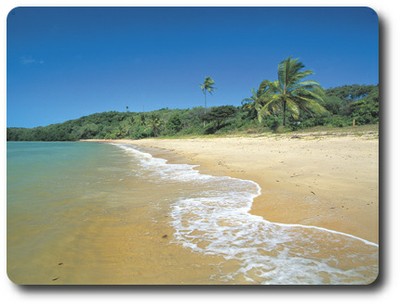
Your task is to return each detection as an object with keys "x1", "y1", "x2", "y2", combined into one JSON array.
[{"x1": 105, "y1": 131, "x2": 378, "y2": 244}]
